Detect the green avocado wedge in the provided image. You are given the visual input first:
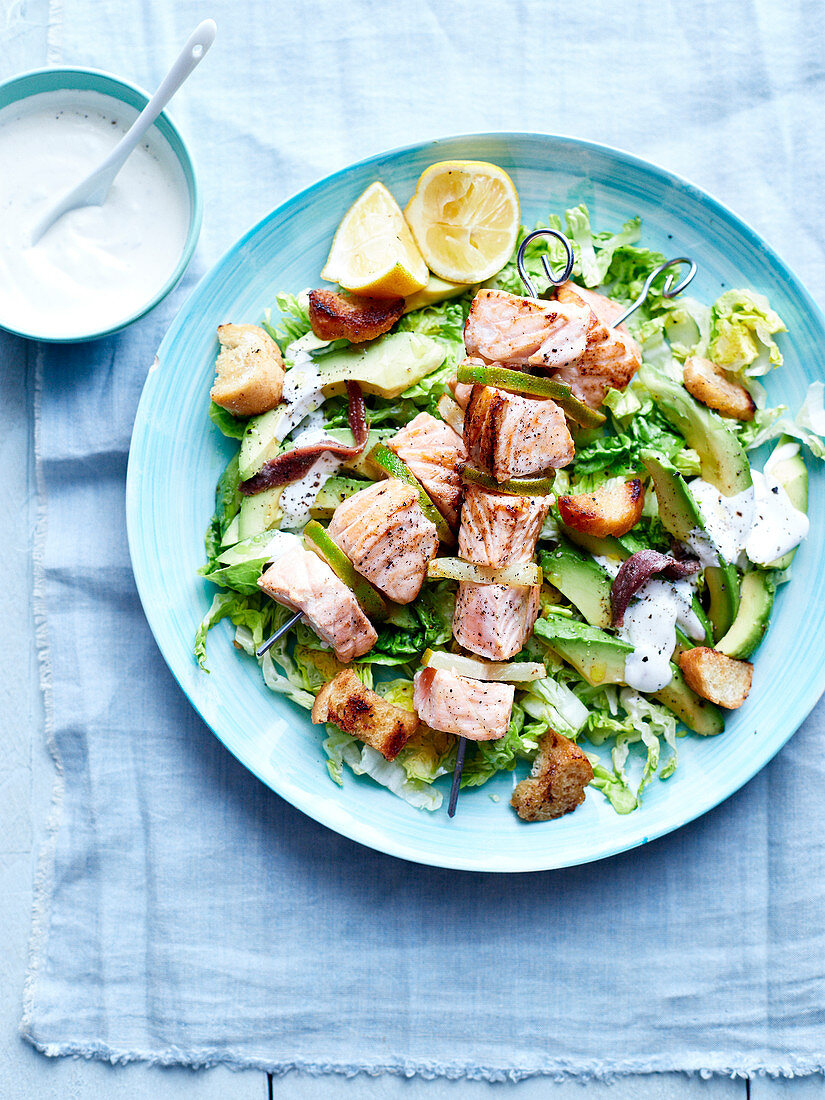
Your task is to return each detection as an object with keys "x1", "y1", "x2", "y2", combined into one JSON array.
[
  {"x1": 705, "y1": 563, "x2": 740, "y2": 641},
  {"x1": 651, "y1": 666, "x2": 725, "y2": 736},
  {"x1": 716, "y1": 569, "x2": 776, "y2": 659},
  {"x1": 533, "y1": 616, "x2": 631, "y2": 685},
  {"x1": 540, "y1": 541, "x2": 613, "y2": 629},
  {"x1": 310, "y1": 475, "x2": 374, "y2": 519},
  {"x1": 639, "y1": 364, "x2": 752, "y2": 497},
  {"x1": 765, "y1": 439, "x2": 809, "y2": 571}
]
